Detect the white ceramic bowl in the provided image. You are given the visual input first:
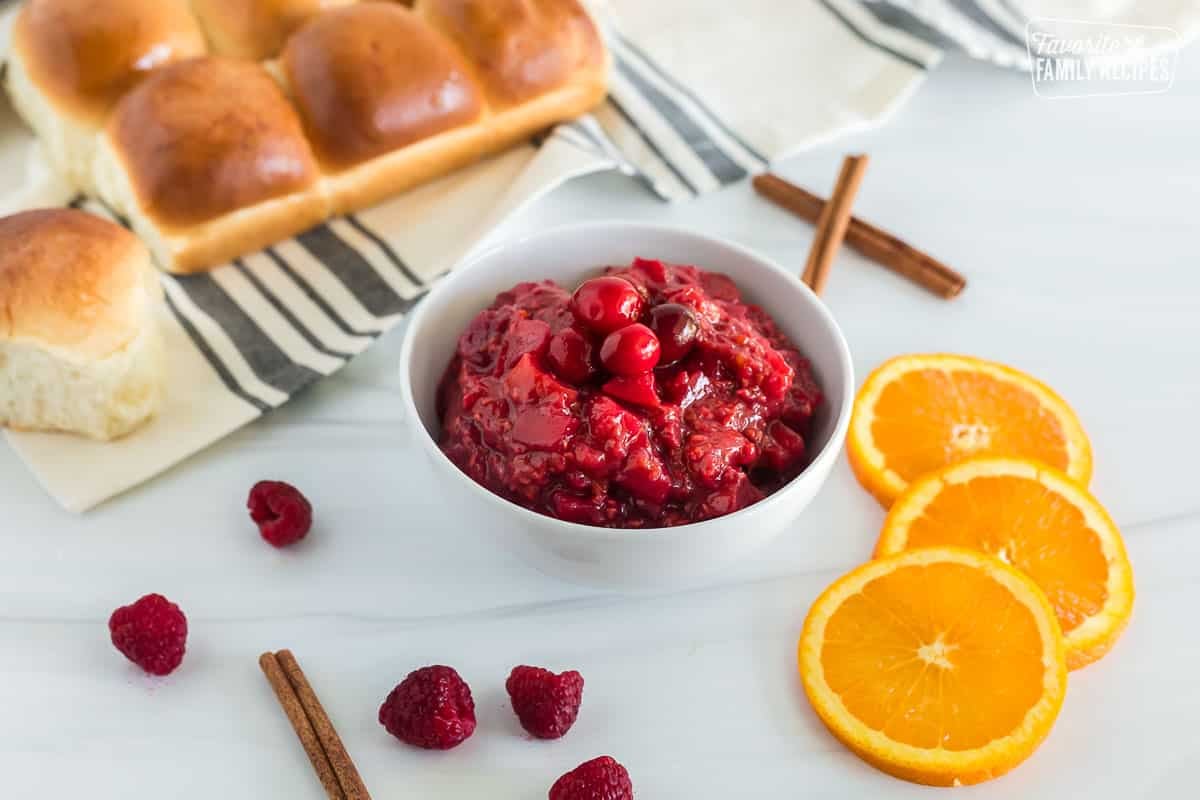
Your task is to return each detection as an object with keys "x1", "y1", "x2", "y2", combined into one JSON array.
[{"x1": 399, "y1": 222, "x2": 853, "y2": 587}]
